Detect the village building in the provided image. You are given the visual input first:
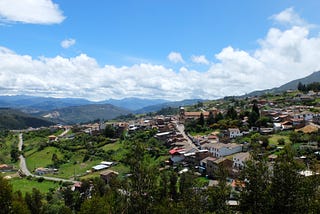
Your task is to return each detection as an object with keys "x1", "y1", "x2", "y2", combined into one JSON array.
[
  {"x1": 232, "y1": 152, "x2": 250, "y2": 170},
  {"x1": 100, "y1": 170, "x2": 119, "y2": 183},
  {"x1": 203, "y1": 143, "x2": 243, "y2": 158},
  {"x1": 228, "y1": 128, "x2": 242, "y2": 139}
]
